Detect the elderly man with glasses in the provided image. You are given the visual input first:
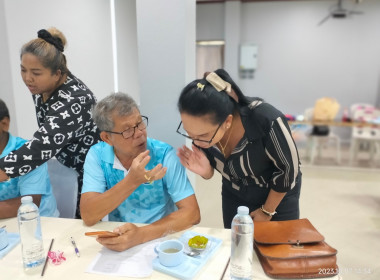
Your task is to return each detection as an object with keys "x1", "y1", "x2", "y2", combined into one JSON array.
[{"x1": 80, "y1": 93, "x2": 200, "y2": 251}]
